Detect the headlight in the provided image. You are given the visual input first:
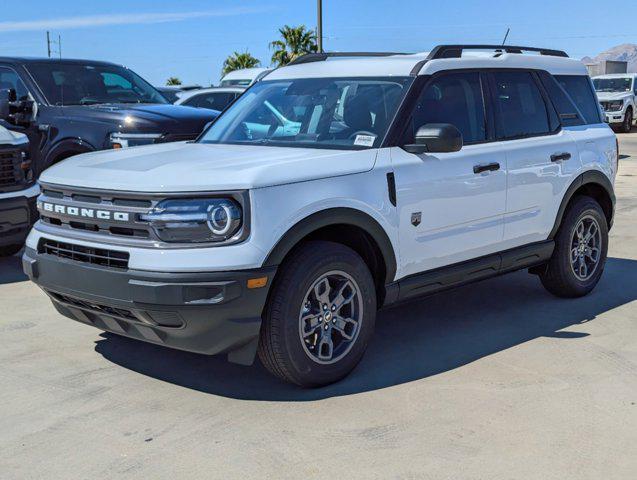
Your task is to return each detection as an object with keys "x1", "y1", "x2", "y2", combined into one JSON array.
[
  {"x1": 606, "y1": 100, "x2": 624, "y2": 112},
  {"x1": 140, "y1": 198, "x2": 243, "y2": 243},
  {"x1": 109, "y1": 132, "x2": 162, "y2": 149}
]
